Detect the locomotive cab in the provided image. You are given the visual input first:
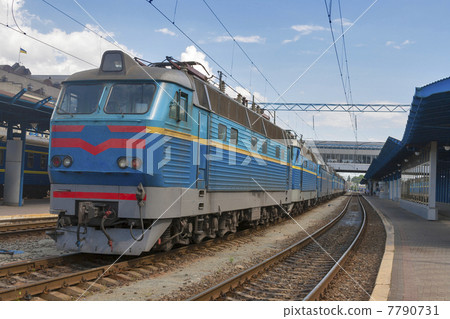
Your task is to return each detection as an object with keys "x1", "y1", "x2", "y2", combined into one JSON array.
[{"x1": 49, "y1": 51, "x2": 196, "y2": 254}]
